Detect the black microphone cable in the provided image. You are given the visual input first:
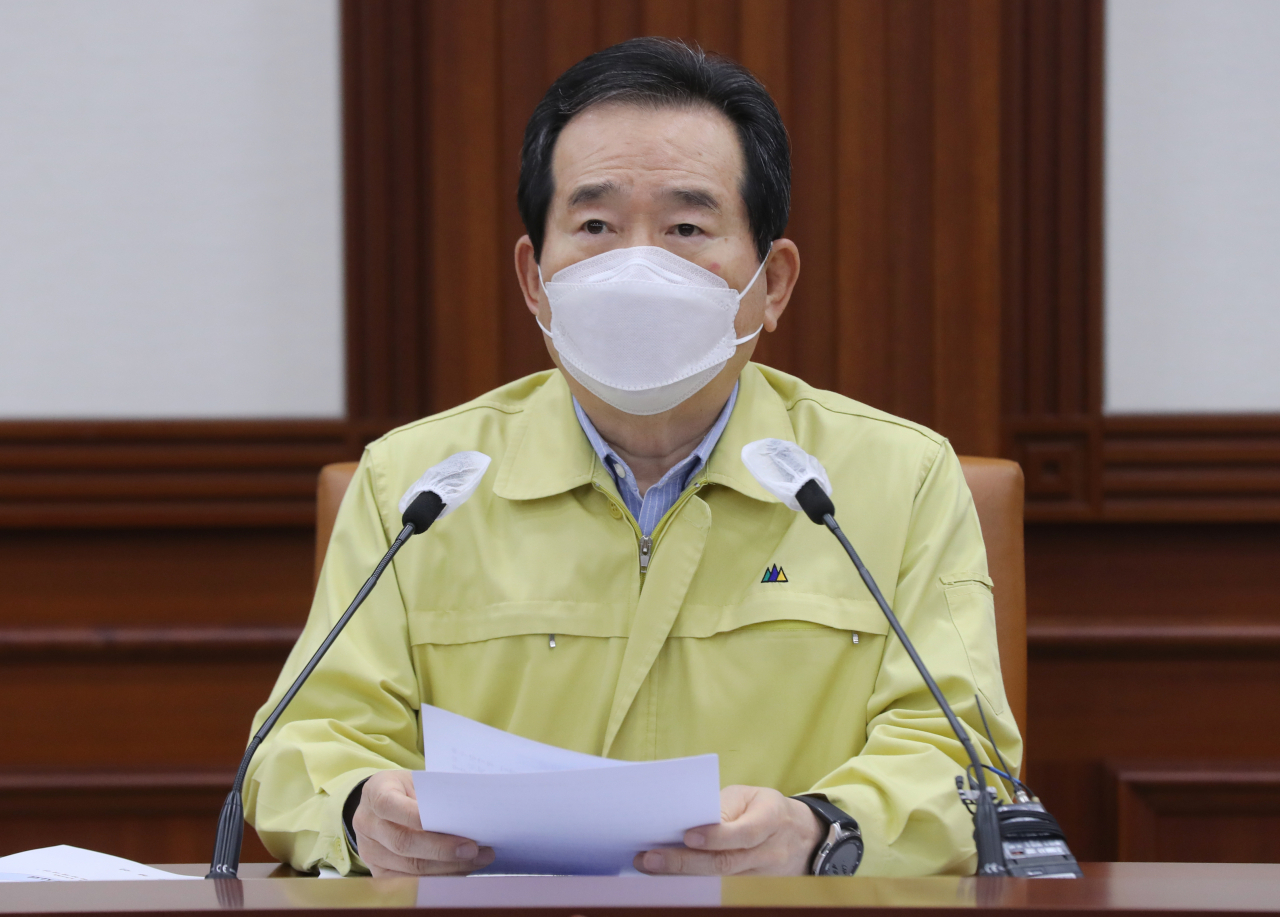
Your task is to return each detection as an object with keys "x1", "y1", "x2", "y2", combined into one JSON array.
[
  {"x1": 791, "y1": 479, "x2": 1009, "y2": 876},
  {"x1": 206, "y1": 489, "x2": 446, "y2": 879},
  {"x1": 973, "y1": 695, "x2": 1082, "y2": 878}
]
